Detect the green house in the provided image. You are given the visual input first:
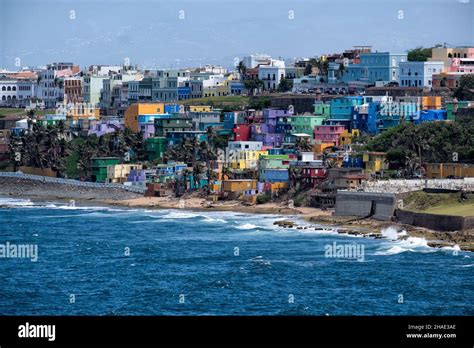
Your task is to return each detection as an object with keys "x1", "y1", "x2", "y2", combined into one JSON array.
[
  {"x1": 445, "y1": 101, "x2": 470, "y2": 121},
  {"x1": 289, "y1": 115, "x2": 326, "y2": 136},
  {"x1": 91, "y1": 157, "x2": 120, "y2": 182},
  {"x1": 146, "y1": 137, "x2": 167, "y2": 162},
  {"x1": 314, "y1": 101, "x2": 331, "y2": 118},
  {"x1": 154, "y1": 116, "x2": 193, "y2": 137}
]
